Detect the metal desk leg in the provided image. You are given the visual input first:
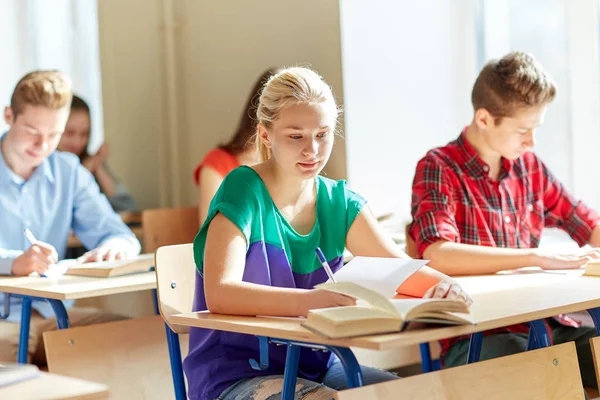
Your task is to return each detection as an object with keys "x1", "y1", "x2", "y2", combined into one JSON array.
[
  {"x1": 466, "y1": 332, "x2": 483, "y2": 363},
  {"x1": 419, "y1": 343, "x2": 433, "y2": 372},
  {"x1": 165, "y1": 324, "x2": 186, "y2": 400},
  {"x1": 47, "y1": 299, "x2": 70, "y2": 329},
  {"x1": 528, "y1": 319, "x2": 551, "y2": 348},
  {"x1": 17, "y1": 297, "x2": 33, "y2": 364},
  {"x1": 588, "y1": 308, "x2": 600, "y2": 336},
  {"x1": 281, "y1": 345, "x2": 301, "y2": 400},
  {"x1": 327, "y1": 346, "x2": 364, "y2": 388}
]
